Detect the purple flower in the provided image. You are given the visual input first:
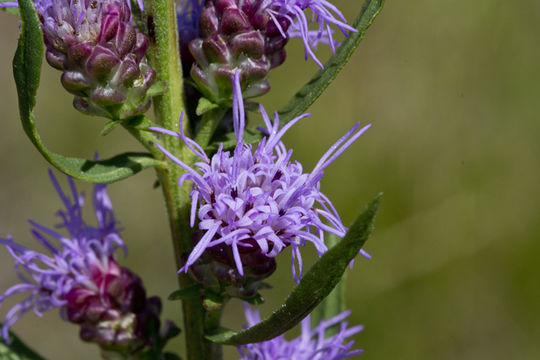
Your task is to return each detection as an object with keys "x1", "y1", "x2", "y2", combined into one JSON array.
[
  {"x1": 151, "y1": 71, "x2": 370, "y2": 283},
  {"x1": 0, "y1": 171, "x2": 164, "y2": 350},
  {"x1": 0, "y1": 2, "x2": 19, "y2": 7},
  {"x1": 177, "y1": 0, "x2": 204, "y2": 49},
  {"x1": 258, "y1": 0, "x2": 356, "y2": 67},
  {"x1": 0, "y1": 0, "x2": 143, "y2": 12},
  {"x1": 238, "y1": 305, "x2": 364, "y2": 359}
]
